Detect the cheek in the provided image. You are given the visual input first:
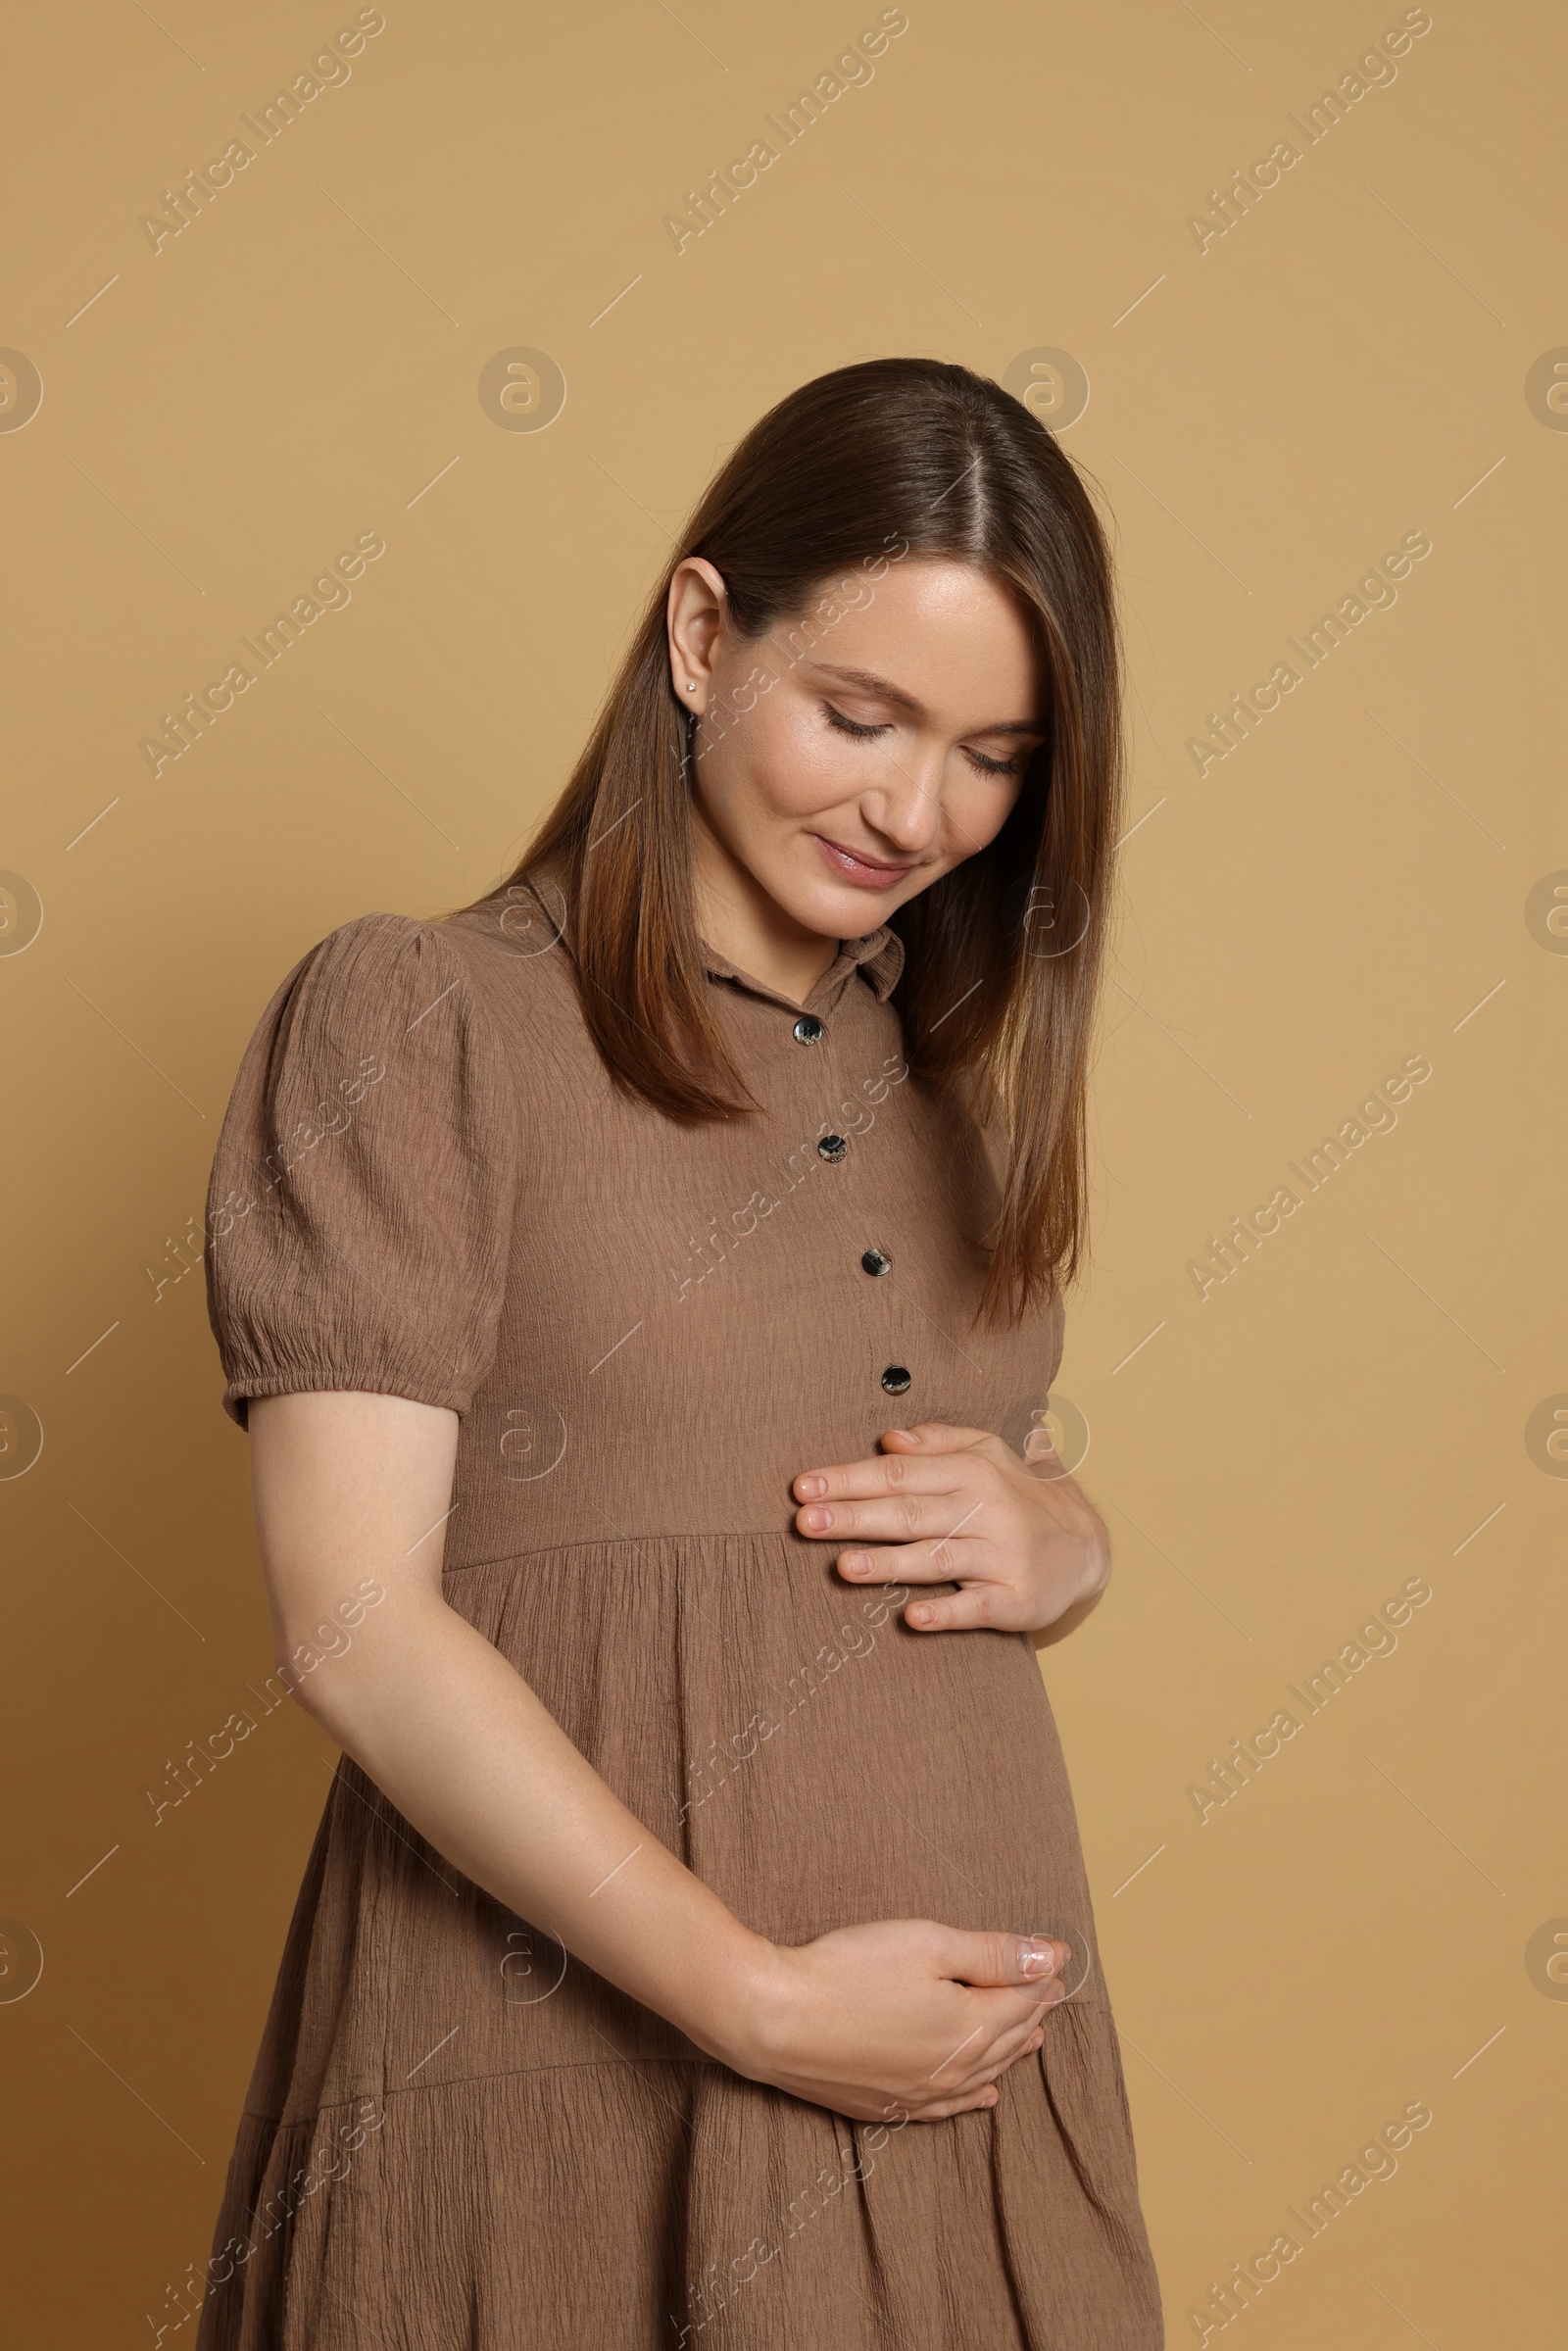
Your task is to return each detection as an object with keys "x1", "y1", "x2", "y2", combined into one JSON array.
[{"x1": 716, "y1": 692, "x2": 866, "y2": 828}]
